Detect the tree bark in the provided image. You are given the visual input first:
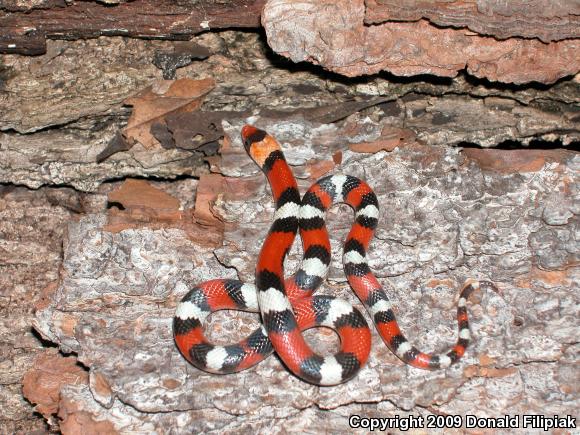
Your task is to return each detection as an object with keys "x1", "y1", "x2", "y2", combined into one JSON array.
[{"x1": 1, "y1": 1, "x2": 578, "y2": 432}]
